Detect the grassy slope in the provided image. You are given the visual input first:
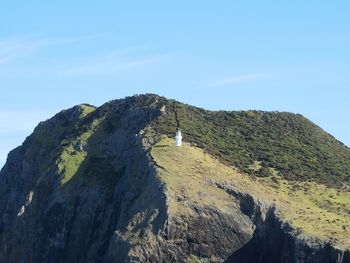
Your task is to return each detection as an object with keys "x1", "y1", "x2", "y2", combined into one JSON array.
[
  {"x1": 24, "y1": 104, "x2": 101, "y2": 185},
  {"x1": 57, "y1": 114, "x2": 102, "y2": 185},
  {"x1": 151, "y1": 137, "x2": 350, "y2": 250},
  {"x1": 152, "y1": 101, "x2": 350, "y2": 188}
]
